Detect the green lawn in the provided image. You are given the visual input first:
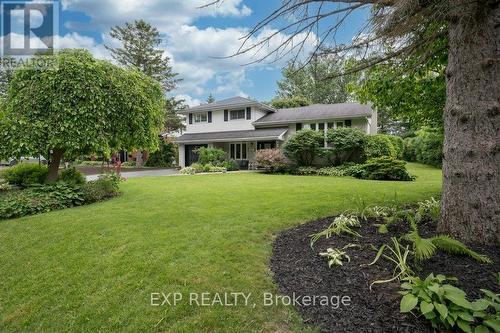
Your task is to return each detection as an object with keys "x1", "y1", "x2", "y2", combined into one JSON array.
[{"x1": 0, "y1": 163, "x2": 442, "y2": 332}]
